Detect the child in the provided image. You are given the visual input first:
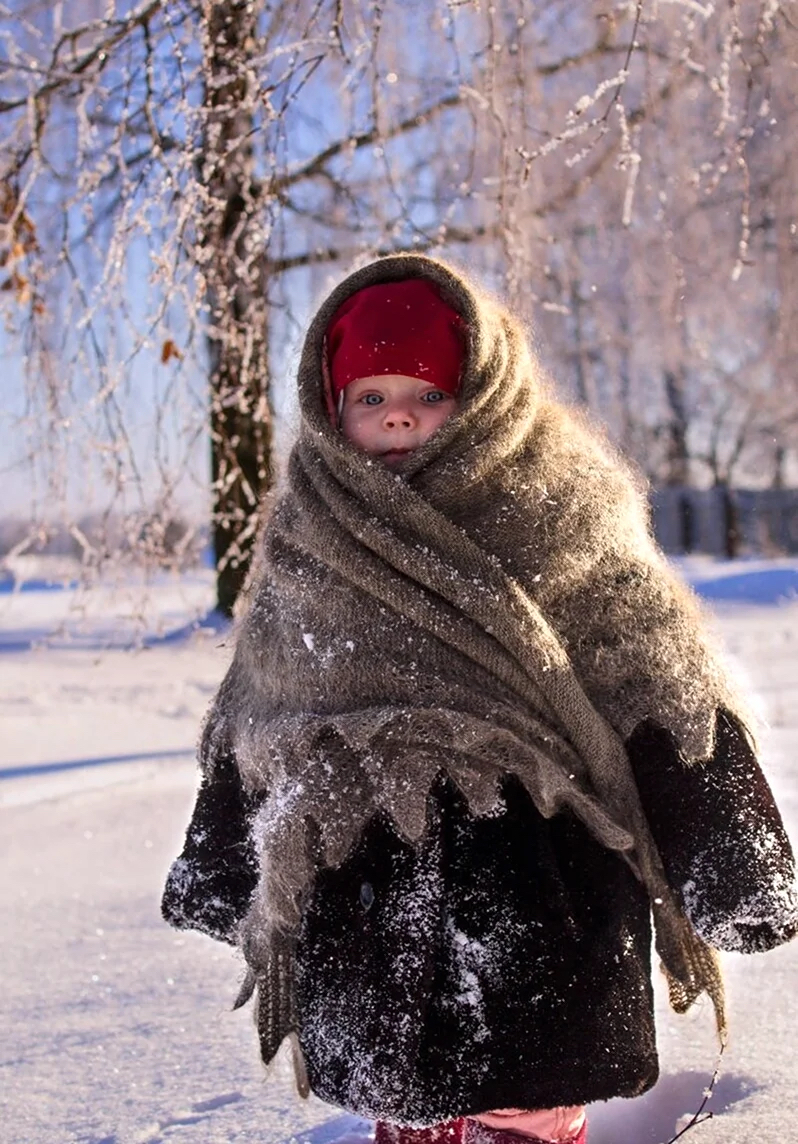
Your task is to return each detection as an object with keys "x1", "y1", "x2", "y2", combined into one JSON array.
[{"x1": 163, "y1": 256, "x2": 798, "y2": 1144}]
